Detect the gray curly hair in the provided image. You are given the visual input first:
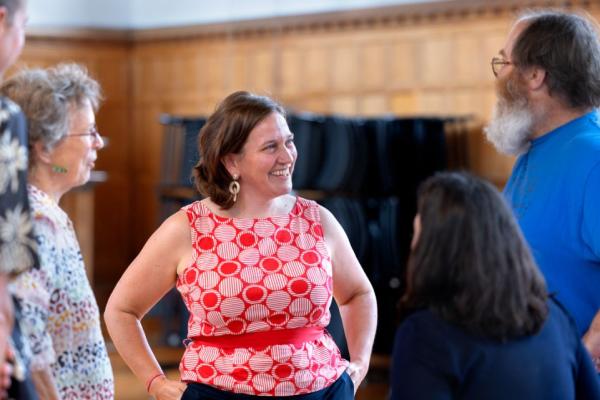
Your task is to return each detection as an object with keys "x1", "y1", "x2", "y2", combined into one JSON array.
[{"x1": 0, "y1": 63, "x2": 102, "y2": 151}]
